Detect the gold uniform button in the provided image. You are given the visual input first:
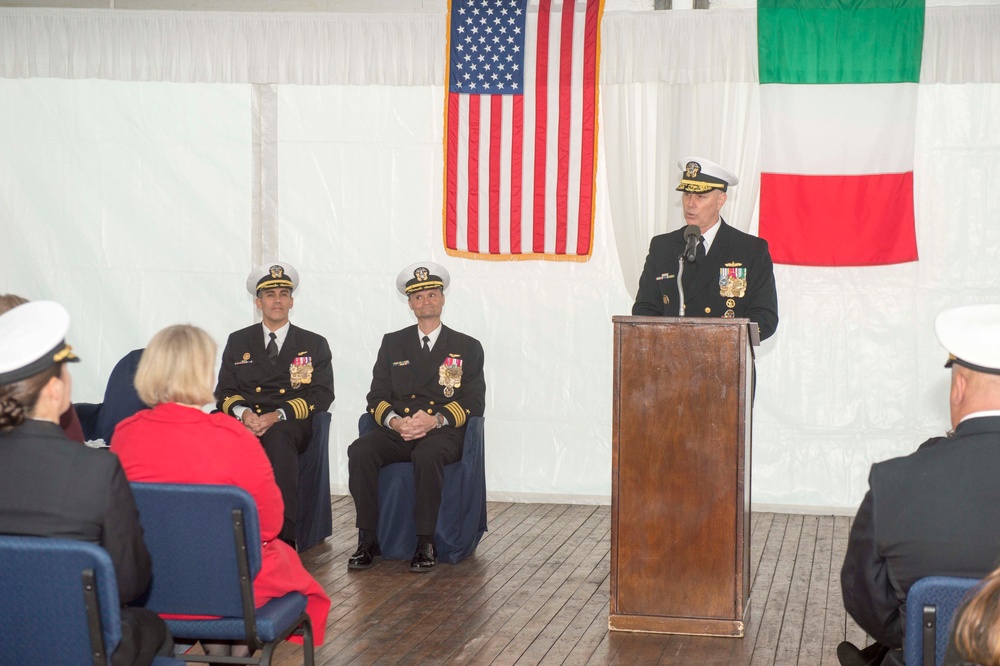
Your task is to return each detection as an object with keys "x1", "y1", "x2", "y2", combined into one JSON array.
[
  {"x1": 403, "y1": 408, "x2": 410, "y2": 414},
  {"x1": 429, "y1": 401, "x2": 435, "y2": 405},
  {"x1": 726, "y1": 299, "x2": 736, "y2": 308},
  {"x1": 279, "y1": 389, "x2": 285, "y2": 394},
  {"x1": 255, "y1": 408, "x2": 262, "y2": 414},
  {"x1": 427, "y1": 409, "x2": 434, "y2": 414},
  {"x1": 255, "y1": 387, "x2": 261, "y2": 393},
  {"x1": 704, "y1": 307, "x2": 712, "y2": 314},
  {"x1": 410, "y1": 394, "x2": 416, "y2": 399}
]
